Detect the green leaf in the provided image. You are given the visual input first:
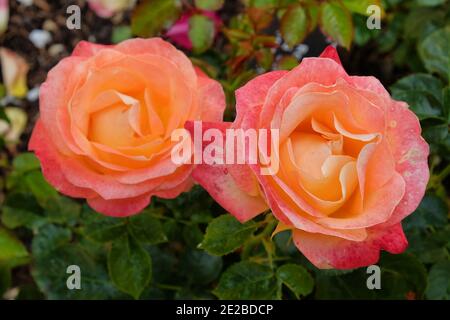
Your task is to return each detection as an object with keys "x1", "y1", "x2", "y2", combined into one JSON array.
[
  {"x1": 112, "y1": 26, "x2": 132, "y2": 44},
  {"x1": 31, "y1": 224, "x2": 72, "y2": 257},
  {"x1": 425, "y1": 261, "x2": 450, "y2": 299},
  {"x1": 315, "y1": 269, "x2": 377, "y2": 299},
  {"x1": 0, "y1": 228, "x2": 29, "y2": 268},
  {"x1": 189, "y1": 14, "x2": 215, "y2": 54},
  {"x1": 276, "y1": 55, "x2": 299, "y2": 70},
  {"x1": 273, "y1": 230, "x2": 299, "y2": 256},
  {"x1": 108, "y1": 235, "x2": 152, "y2": 299},
  {"x1": 404, "y1": 8, "x2": 445, "y2": 41},
  {"x1": 180, "y1": 249, "x2": 223, "y2": 285},
  {"x1": 406, "y1": 229, "x2": 449, "y2": 264},
  {"x1": 342, "y1": 0, "x2": 384, "y2": 16},
  {"x1": 128, "y1": 209, "x2": 167, "y2": 245},
  {"x1": 12, "y1": 153, "x2": 40, "y2": 174},
  {"x1": 24, "y1": 170, "x2": 59, "y2": 208},
  {"x1": 307, "y1": 4, "x2": 319, "y2": 32},
  {"x1": 390, "y1": 73, "x2": 444, "y2": 120},
  {"x1": 404, "y1": 193, "x2": 448, "y2": 232},
  {"x1": 200, "y1": 214, "x2": 257, "y2": 256},
  {"x1": 353, "y1": 13, "x2": 380, "y2": 46},
  {"x1": 379, "y1": 253, "x2": 428, "y2": 299},
  {"x1": 415, "y1": 0, "x2": 447, "y2": 6},
  {"x1": 46, "y1": 196, "x2": 81, "y2": 226},
  {"x1": 276, "y1": 263, "x2": 314, "y2": 299},
  {"x1": 195, "y1": 0, "x2": 224, "y2": 11},
  {"x1": 32, "y1": 240, "x2": 124, "y2": 299},
  {"x1": 214, "y1": 261, "x2": 279, "y2": 299},
  {"x1": 83, "y1": 216, "x2": 127, "y2": 243},
  {"x1": 320, "y1": 1, "x2": 353, "y2": 49},
  {"x1": 1, "y1": 195, "x2": 45, "y2": 230},
  {"x1": 418, "y1": 26, "x2": 450, "y2": 81},
  {"x1": 315, "y1": 254, "x2": 427, "y2": 299},
  {"x1": 131, "y1": 0, "x2": 181, "y2": 37},
  {"x1": 280, "y1": 5, "x2": 308, "y2": 48},
  {"x1": 182, "y1": 224, "x2": 203, "y2": 248},
  {"x1": 423, "y1": 122, "x2": 448, "y2": 144}
]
